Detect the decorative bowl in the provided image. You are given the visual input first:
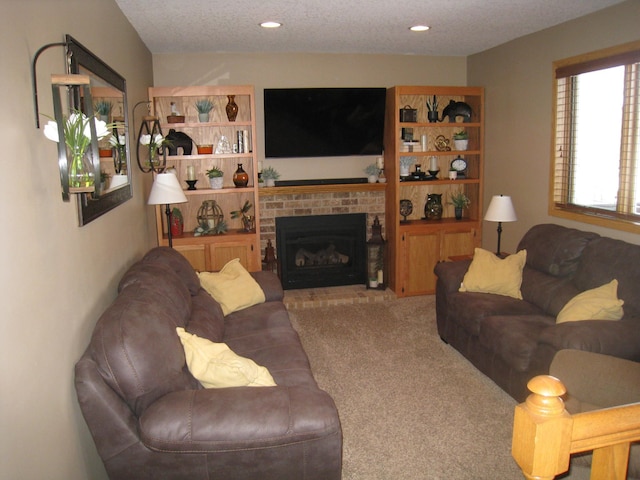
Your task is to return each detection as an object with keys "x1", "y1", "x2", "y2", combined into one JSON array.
[{"x1": 197, "y1": 144, "x2": 213, "y2": 155}]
